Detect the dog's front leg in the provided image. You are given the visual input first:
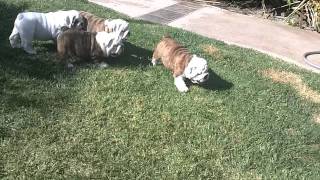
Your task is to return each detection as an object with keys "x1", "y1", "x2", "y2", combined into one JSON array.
[
  {"x1": 93, "y1": 57, "x2": 109, "y2": 69},
  {"x1": 98, "y1": 62, "x2": 109, "y2": 68},
  {"x1": 174, "y1": 75, "x2": 189, "y2": 93},
  {"x1": 21, "y1": 38, "x2": 36, "y2": 54}
]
